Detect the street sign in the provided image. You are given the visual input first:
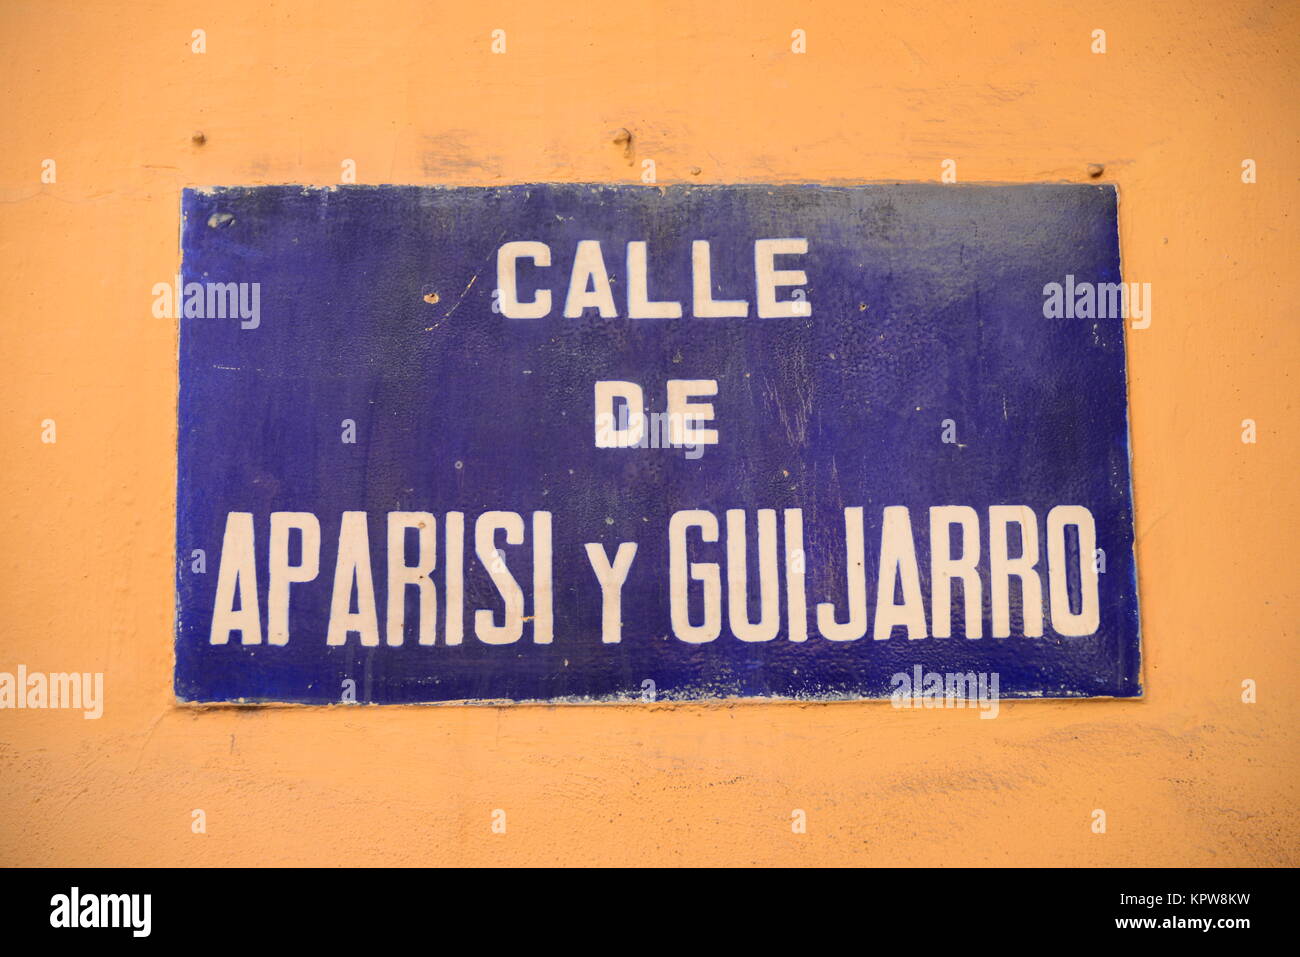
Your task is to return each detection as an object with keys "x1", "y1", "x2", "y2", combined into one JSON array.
[{"x1": 175, "y1": 184, "x2": 1141, "y2": 704}]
